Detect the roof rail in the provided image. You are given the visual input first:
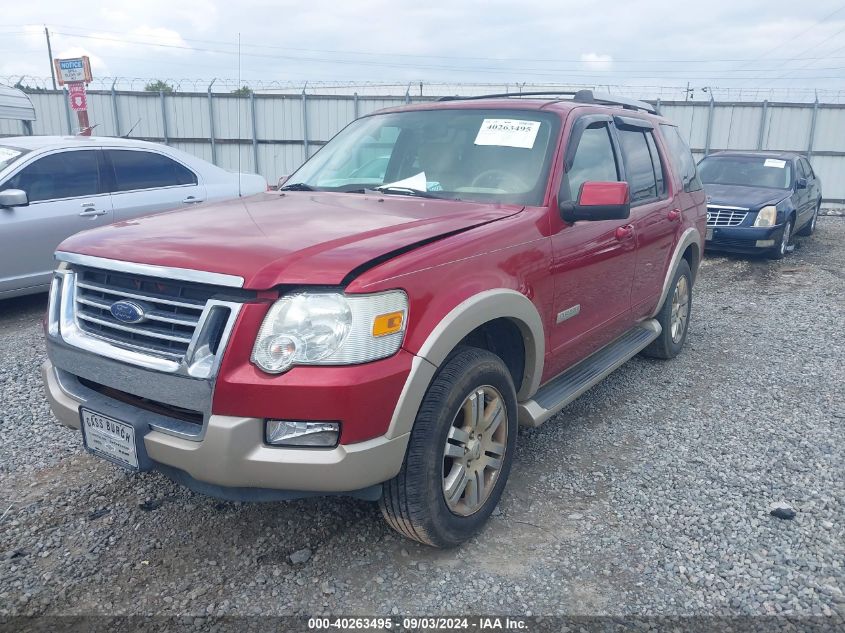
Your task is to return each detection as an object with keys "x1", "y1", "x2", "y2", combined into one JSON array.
[
  {"x1": 437, "y1": 91, "x2": 577, "y2": 102},
  {"x1": 572, "y1": 90, "x2": 657, "y2": 114},
  {"x1": 436, "y1": 89, "x2": 657, "y2": 114}
]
